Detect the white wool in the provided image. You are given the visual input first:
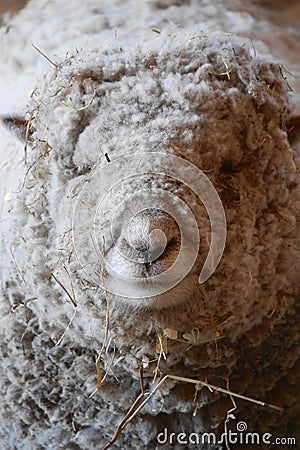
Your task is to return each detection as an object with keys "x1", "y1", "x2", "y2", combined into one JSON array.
[{"x1": 0, "y1": 1, "x2": 299, "y2": 449}]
